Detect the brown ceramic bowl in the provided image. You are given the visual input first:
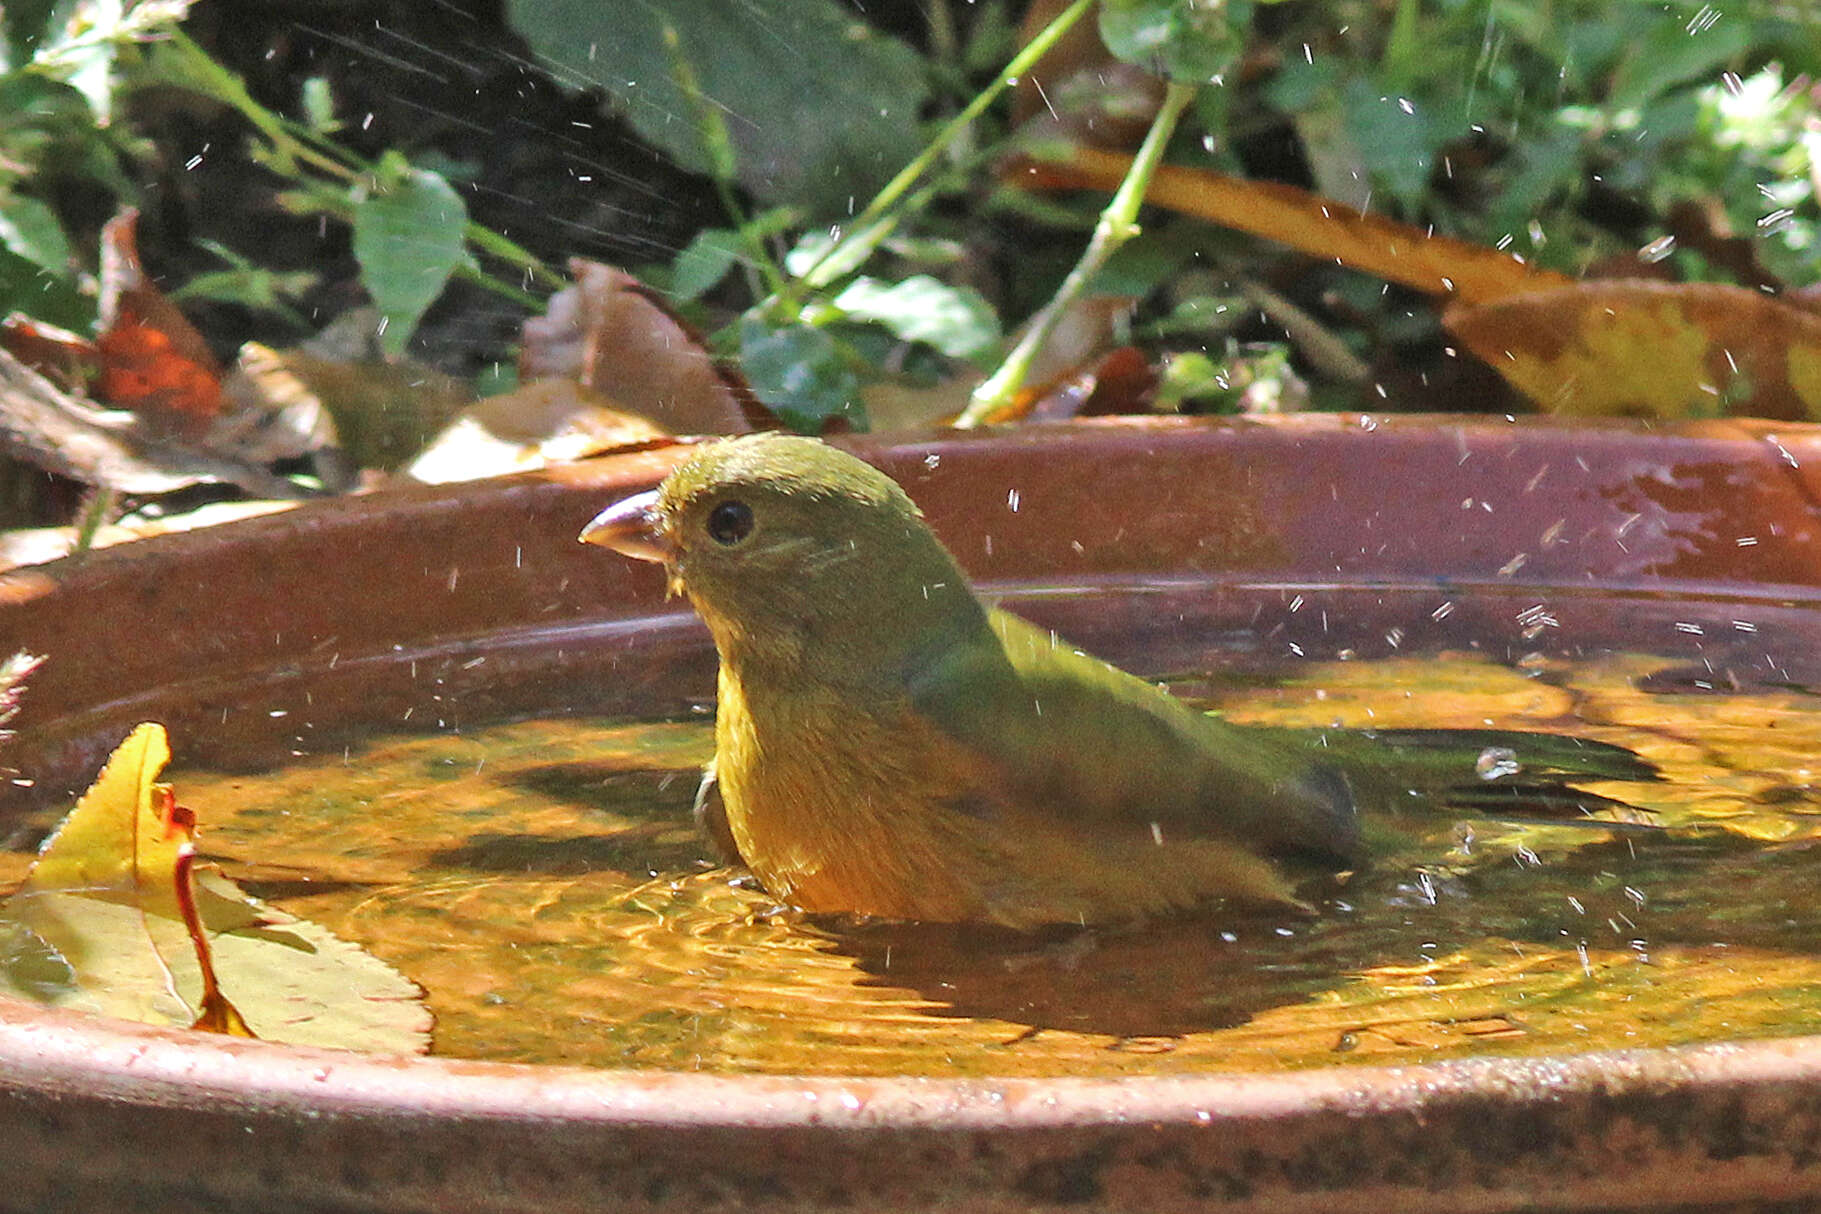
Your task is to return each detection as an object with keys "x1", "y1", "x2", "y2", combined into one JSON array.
[{"x1": 5, "y1": 414, "x2": 1821, "y2": 1212}]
